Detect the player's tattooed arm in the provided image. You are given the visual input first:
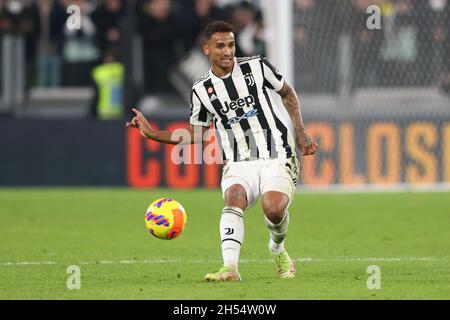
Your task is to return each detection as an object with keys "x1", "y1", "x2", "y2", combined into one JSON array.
[
  {"x1": 277, "y1": 82, "x2": 318, "y2": 156},
  {"x1": 125, "y1": 108, "x2": 206, "y2": 145}
]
